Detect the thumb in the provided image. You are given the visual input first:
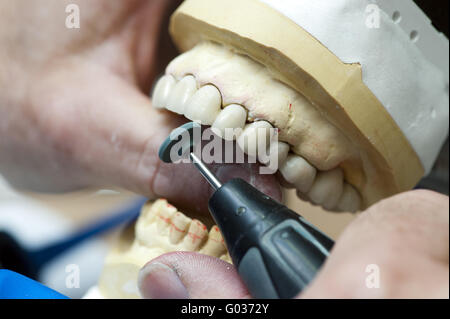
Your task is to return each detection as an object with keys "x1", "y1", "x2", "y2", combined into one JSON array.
[{"x1": 138, "y1": 252, "x2": 250, "y2": 299}]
